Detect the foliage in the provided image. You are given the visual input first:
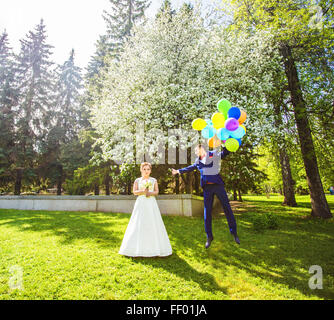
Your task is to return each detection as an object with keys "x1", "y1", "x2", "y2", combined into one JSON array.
[
  {"x1": 221, "y1": 139, "x2": 268, "y2": 195},
  {"x1": 90, "y1": 3, "x2": 280, "y2": 172},
  {"x1": 0, "y1": 31, "x2": 17, "y2": 191}
]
